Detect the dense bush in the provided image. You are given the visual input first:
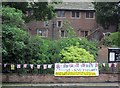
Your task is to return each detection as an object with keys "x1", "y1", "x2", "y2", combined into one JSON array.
[
  {"x1": 102, "y1": 32, "x2": 120, "y2": 47},
  {"x1": 2, "y1": 6, "x2": 30, "y2": 63},
  {"x1": 60, "y1": 46, "x2": 95, "y2": 63},
  {"x1": 57, "y1": 38, "x2": 98, "y2": 58}
]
